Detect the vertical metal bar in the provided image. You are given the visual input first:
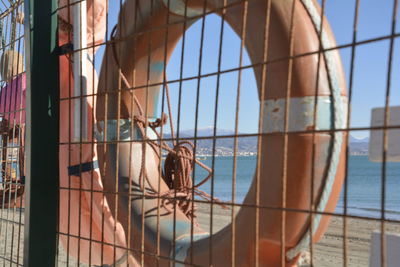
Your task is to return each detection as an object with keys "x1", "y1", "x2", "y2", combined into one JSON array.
[
  {"x1": 73, "y1": 0, "x2": 88, "y2": 141},
  {"x1": 158, "y1": 1, "x2": 172, "y2": 264},
  {"x1": 231, "y1": 2, "x2": 248, "y2": 266},
  {"x1": 309, "y1": 1, "x2": 326, "y2": 265},
  {"x1": 100, "y1": 0, "x2": 109, "y2": 263},
  {"x1": 210, "y1": 1, "x2": 227, "y2": 265},
  {"x1": 173, "y1": 1, "x2": 189, "y2": 264},
  {"x1": 88, "y1": 0, "x2": 96, "y2": 265},
  {"x1": 128, "y1": 1, "x2": 140, "y2": 264},
  {"x1": 380, "y1": 1, "x2": 399, "y2": 266},
  {"x1": 23, "y1": 0, "x2": 59, "y2": 265},
  {"x1": 190, "y1": 2, "x2": 207, "y2": 265},
  {"x1": 10, "y1": 10, "x2": 24, "y2": 263},
  {"x1": 65, "y1": 1, "x2": 73, "y2": 264},
  {"x1": 4, "y1": 8, "x2": 16, "y2": 259},
  {"x1": 115, "y1": 0, "x2": 124, "y2": 264},
  {"x1": 0, "y1": 10, "x2": 12, "y2": 239},
  {"x1": 281, "y1": 1, "x2": 296, "y2": 265},
  {"x1": 142, "y1": 1, "x2": 156, "y2": 264},
  {"x1": 343, "y1": 1, "x2": 360, "y2": 266},
  {"x1": 255, "y1": 0, "x2": 272, "y2": 265}
]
